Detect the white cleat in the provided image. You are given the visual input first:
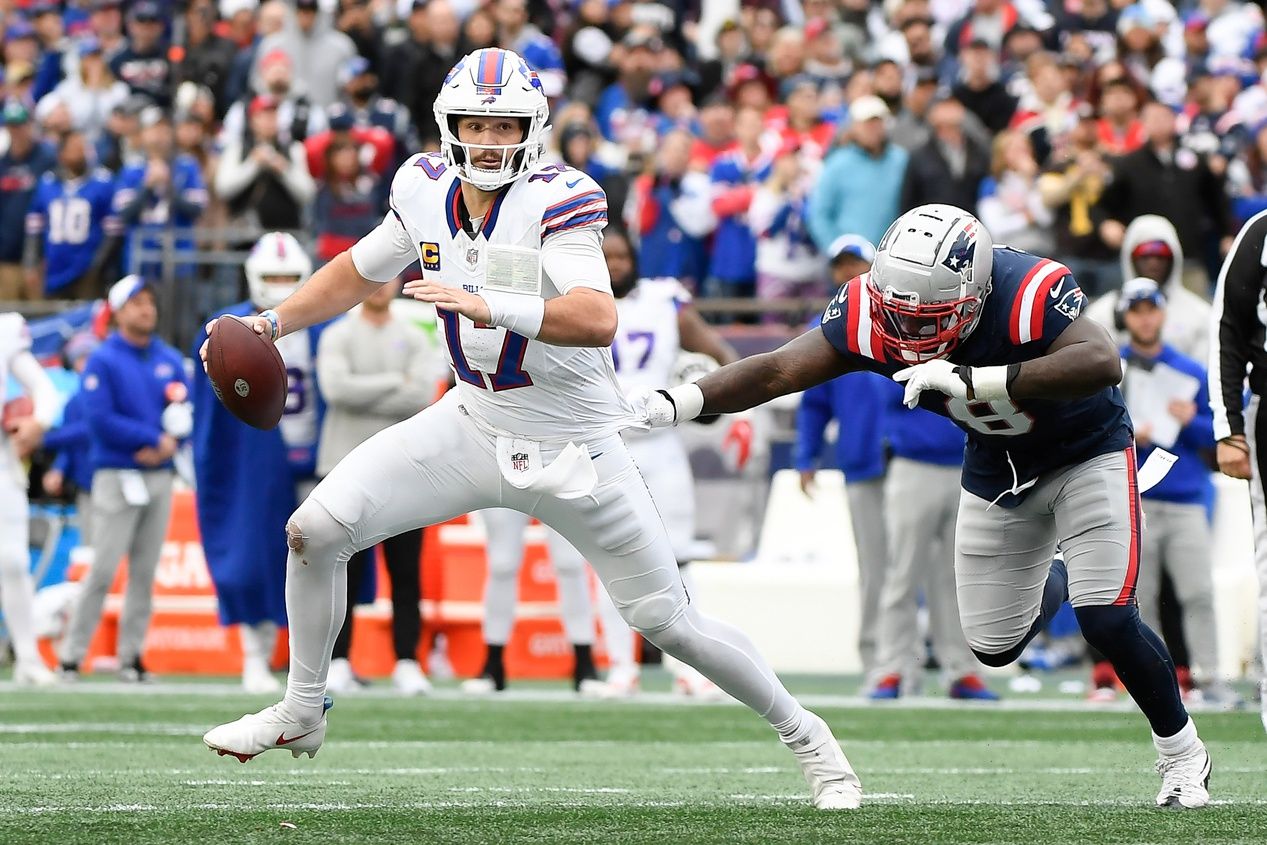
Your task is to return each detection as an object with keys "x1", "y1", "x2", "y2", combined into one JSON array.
[
  {"x1": 460, "y1": 675, "x2": 500, "y2": 695},
  {"x1": 203, "y1": 698, "x2": 331, "y2": 763},
  {"x1": 325, "y1": 658, "x2": 361, "y2": 694},
  {"x1": 1155, "y1": 744, "x2": 1212, "y2": 809},
  {"x1": 576, "y1": 677, "x2": 611, "y2": 699},
  {"x1": 242, "y1": 658, "x2": 282, "y2": 695},
  {"x1": 13, "y1": 661, "x2": 58, "y2": 687},
  {"x1": 392, "y1": 660, "x2": 432, "y2": 696},
  {"x1": 786, "y1": 712, "x2": 863, "y2": 810},
  {"x1": 603, "y1": 667, "x2": 641, "y2": 698}
]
